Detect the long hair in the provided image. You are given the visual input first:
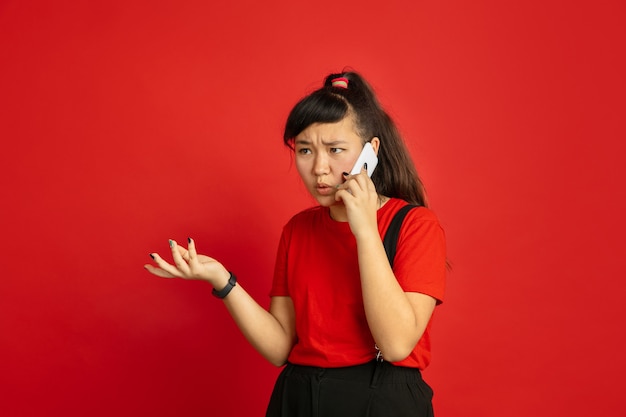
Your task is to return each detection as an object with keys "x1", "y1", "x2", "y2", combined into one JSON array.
[{"x1": 283, "y1": 71, "x2": 427, "y2": 207}]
